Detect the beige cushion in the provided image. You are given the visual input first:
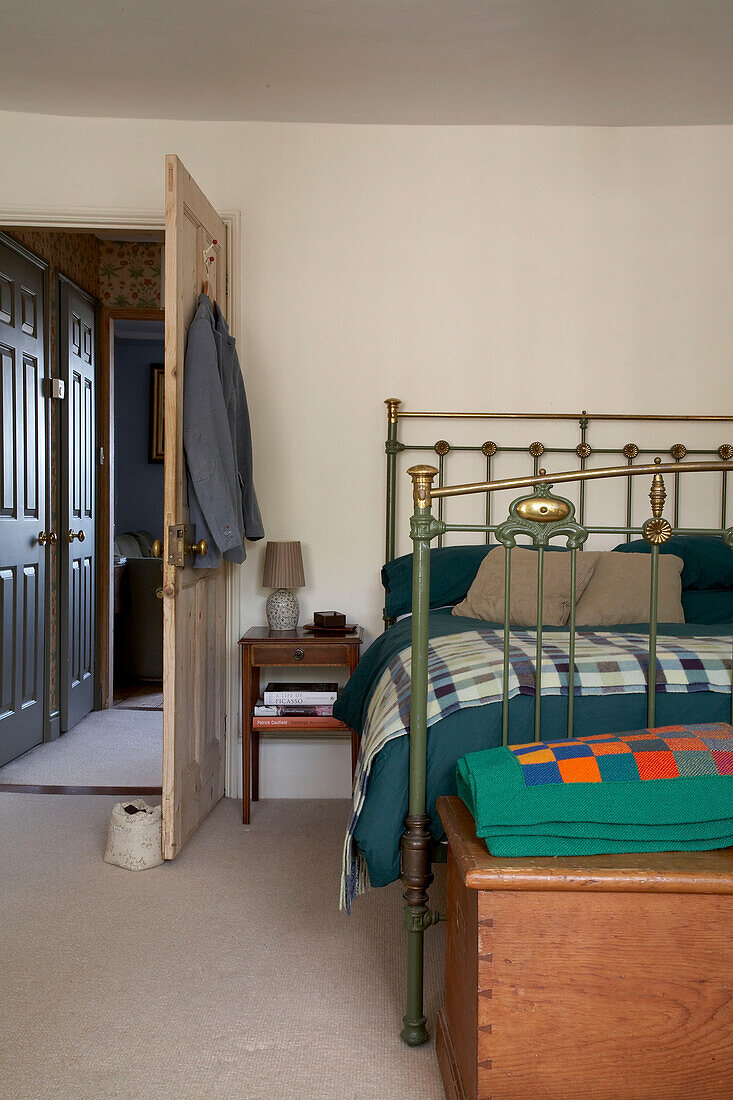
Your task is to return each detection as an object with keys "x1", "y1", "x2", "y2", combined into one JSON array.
[
  {"x1": 575, "y1": 551, "x2": 684, "y2": 625},
  {"x1": 452, "y1": 546, "x2": 599, "y2": 627}
]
